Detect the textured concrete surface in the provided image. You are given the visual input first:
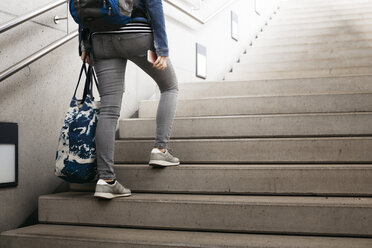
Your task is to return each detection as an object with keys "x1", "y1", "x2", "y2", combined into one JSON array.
[
  {"x1": 253, "y1": 39, "x2": 372, "y2": 50},
  {"x1": 275, "y1": 11, "x2": 372, "y2": 24},
  {"x1": 0, "y1": 36, "x2": 79, "y2": 234},
  {"x1": 235, "y1": 56, "x2": 372, "y2": 72},
  {"x1": 177, "y1": 75, "x2": 372, "y2": 99},
  {"x1": 70, "y1": 164, "x2": 372, "y2": 196},
  {"x1": 225, "y1": 68, "x2": 372, "y2": 80},
  {"x1": 0, "y1": 12, "x2": 67, "y2": 72},
  {"x1": 265, "y1": 19, "x2": 372, "y2": 32},
  {"x1": 268, "y1": 18, "x2": 372, "y2": 32},
  {"x1": 114, "y1": 137, "x2": 372, "y2": 164},
  {"x1": 38, "y1": 192, "x2": 372, "y2": 236},
  {"x1": 243, "y1": 40, "x2": 372, "y2": 55},
  {"x1": 139, "y1": 93, "x2": 372, "y2": 117},
  {"x1": 255, "y1": 33, "x2": 372, "y2": 47},
  {"x1": 3, "y1": 224, "x2": 372, "y2": 248},
  {"x1": 241, "y1": 47, "x2": 372, "y2": 63},
  {"x1": 273, "y1": 15, "x2": 372, "y2": 25},
  {"x1": 4, "y1": 0, "x2": 372, "y2": 246},
  {"x1": 276, "y1": 7, "x2": 372, "y2": 19},
  {"x1": 281, "y1": 0, "x2": 372, "y2": 9},
  {"x1": 259, "y1": 25, "x2": 372, "y2": 38},
  {"x1": 120, "y1": 113, "x2": 372, "y2": 139},
  {"x1": 0, "y1": 0, "x2": 280, "y2": 236},
  {"x1": 280, "y1": 4, "x2": 372, "y2": 14}
]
